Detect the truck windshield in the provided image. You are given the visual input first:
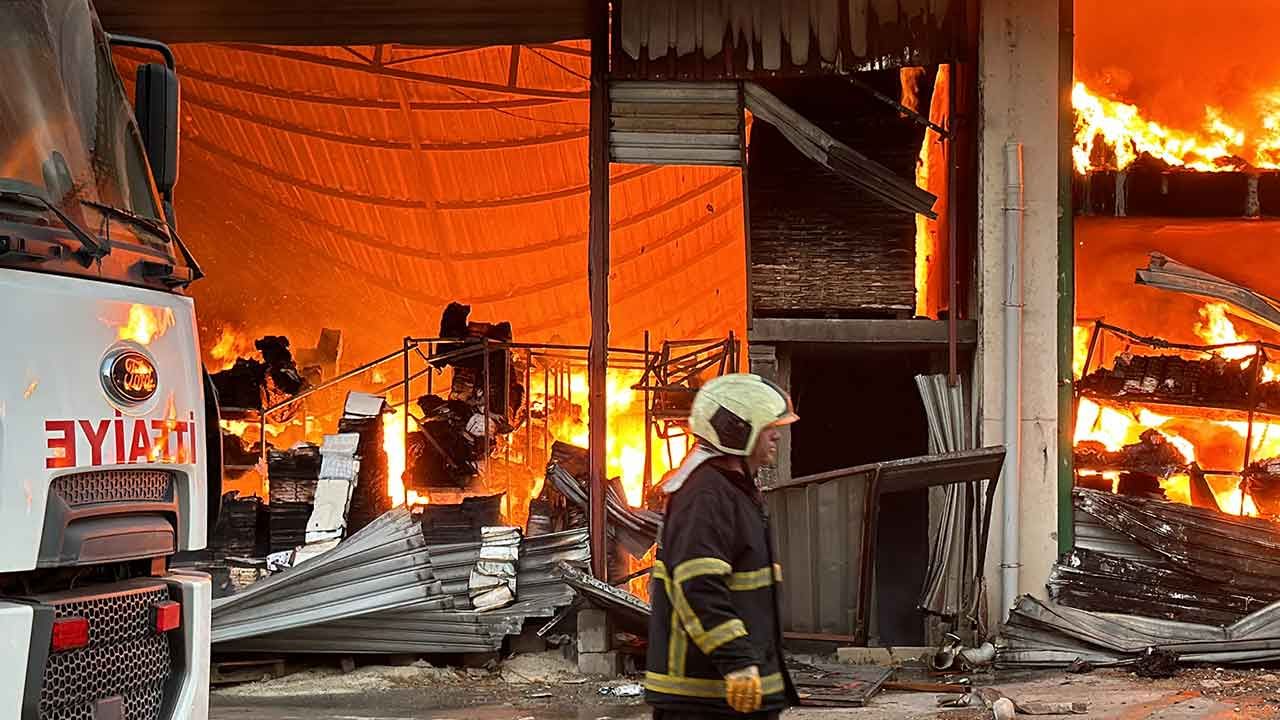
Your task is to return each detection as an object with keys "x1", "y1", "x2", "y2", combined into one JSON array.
[{"x1": 0, "y1": 0, "x2": 168, "y2": 247}]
